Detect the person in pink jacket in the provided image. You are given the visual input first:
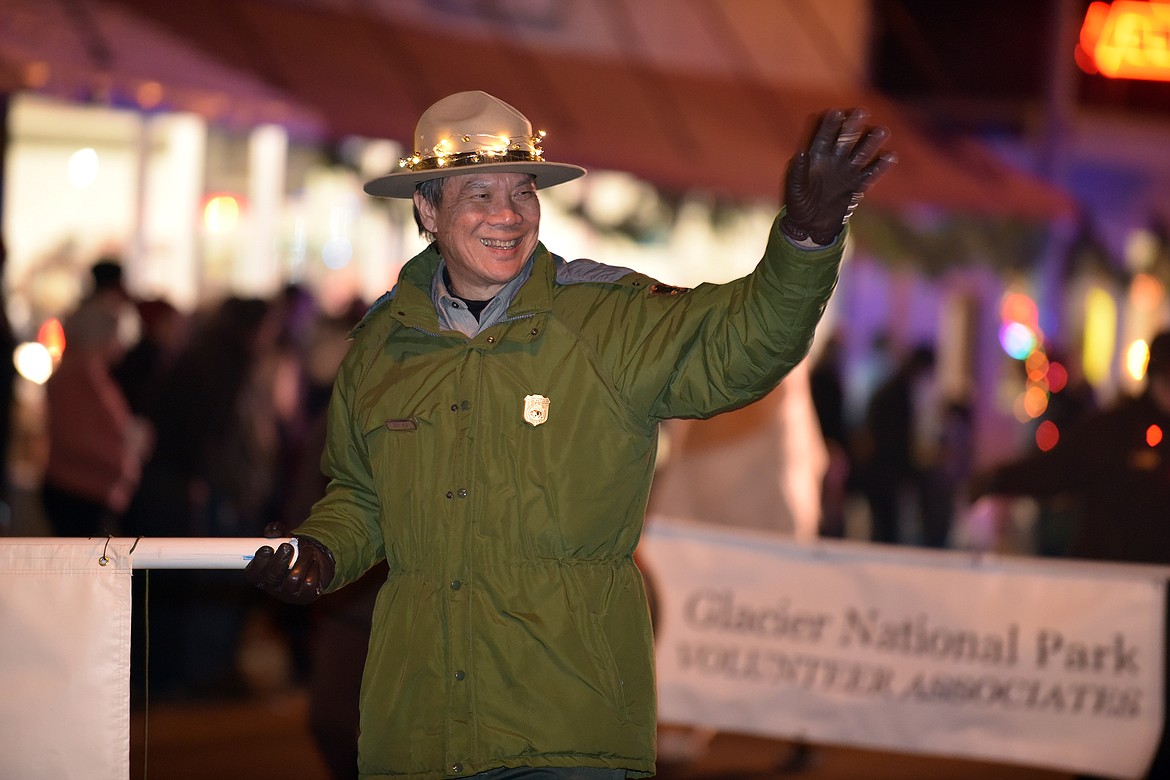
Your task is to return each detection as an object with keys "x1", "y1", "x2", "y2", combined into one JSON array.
[{"x1": 42, "y1": 300, "x2": 151, "y2": 537}]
